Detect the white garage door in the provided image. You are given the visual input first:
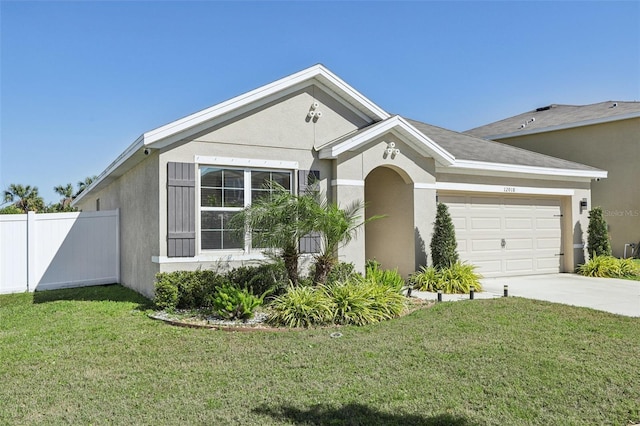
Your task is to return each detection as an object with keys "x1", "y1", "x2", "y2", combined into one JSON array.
[{"x1": 440, "y1": 194, "x2": 563, "y2": 277}]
